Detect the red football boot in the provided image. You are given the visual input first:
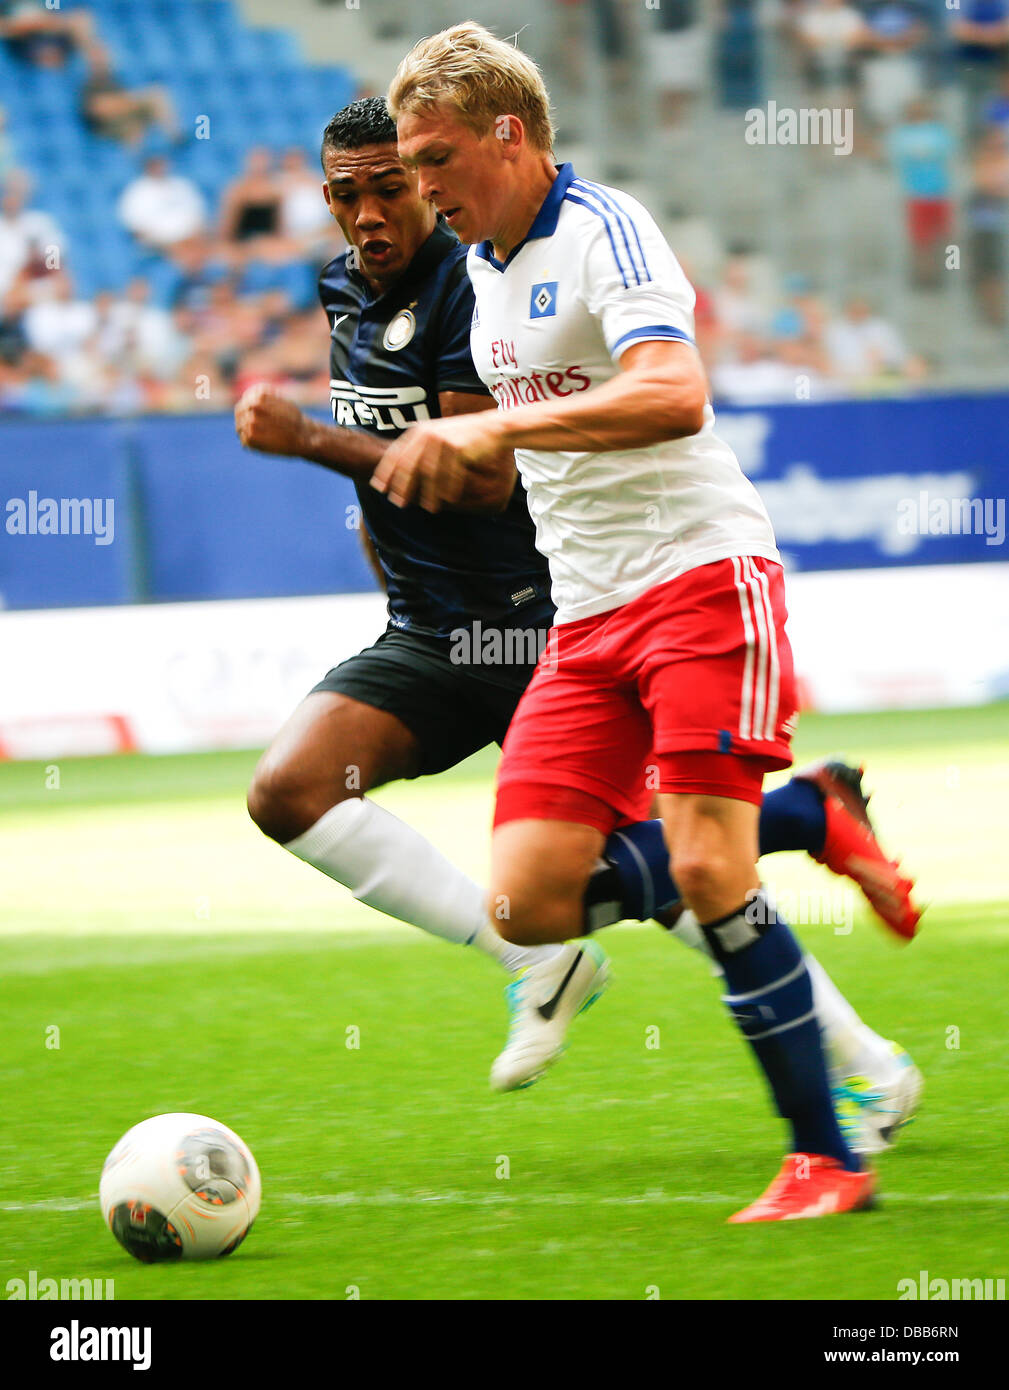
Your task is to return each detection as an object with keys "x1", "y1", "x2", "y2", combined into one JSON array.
[
  {"x1": 728, "y1": 1153, "x2": 876, "y2": 1224},
  {"x1": 793, "y1": 759, "x2": 923, "y2": 941}
]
